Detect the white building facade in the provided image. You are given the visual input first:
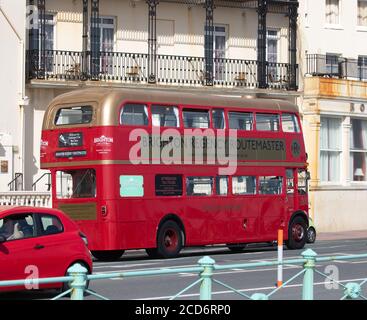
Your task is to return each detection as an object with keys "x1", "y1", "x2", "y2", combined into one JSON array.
[{"x1": 299, "y1": 0, "x2": 367, "y2": 232}]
